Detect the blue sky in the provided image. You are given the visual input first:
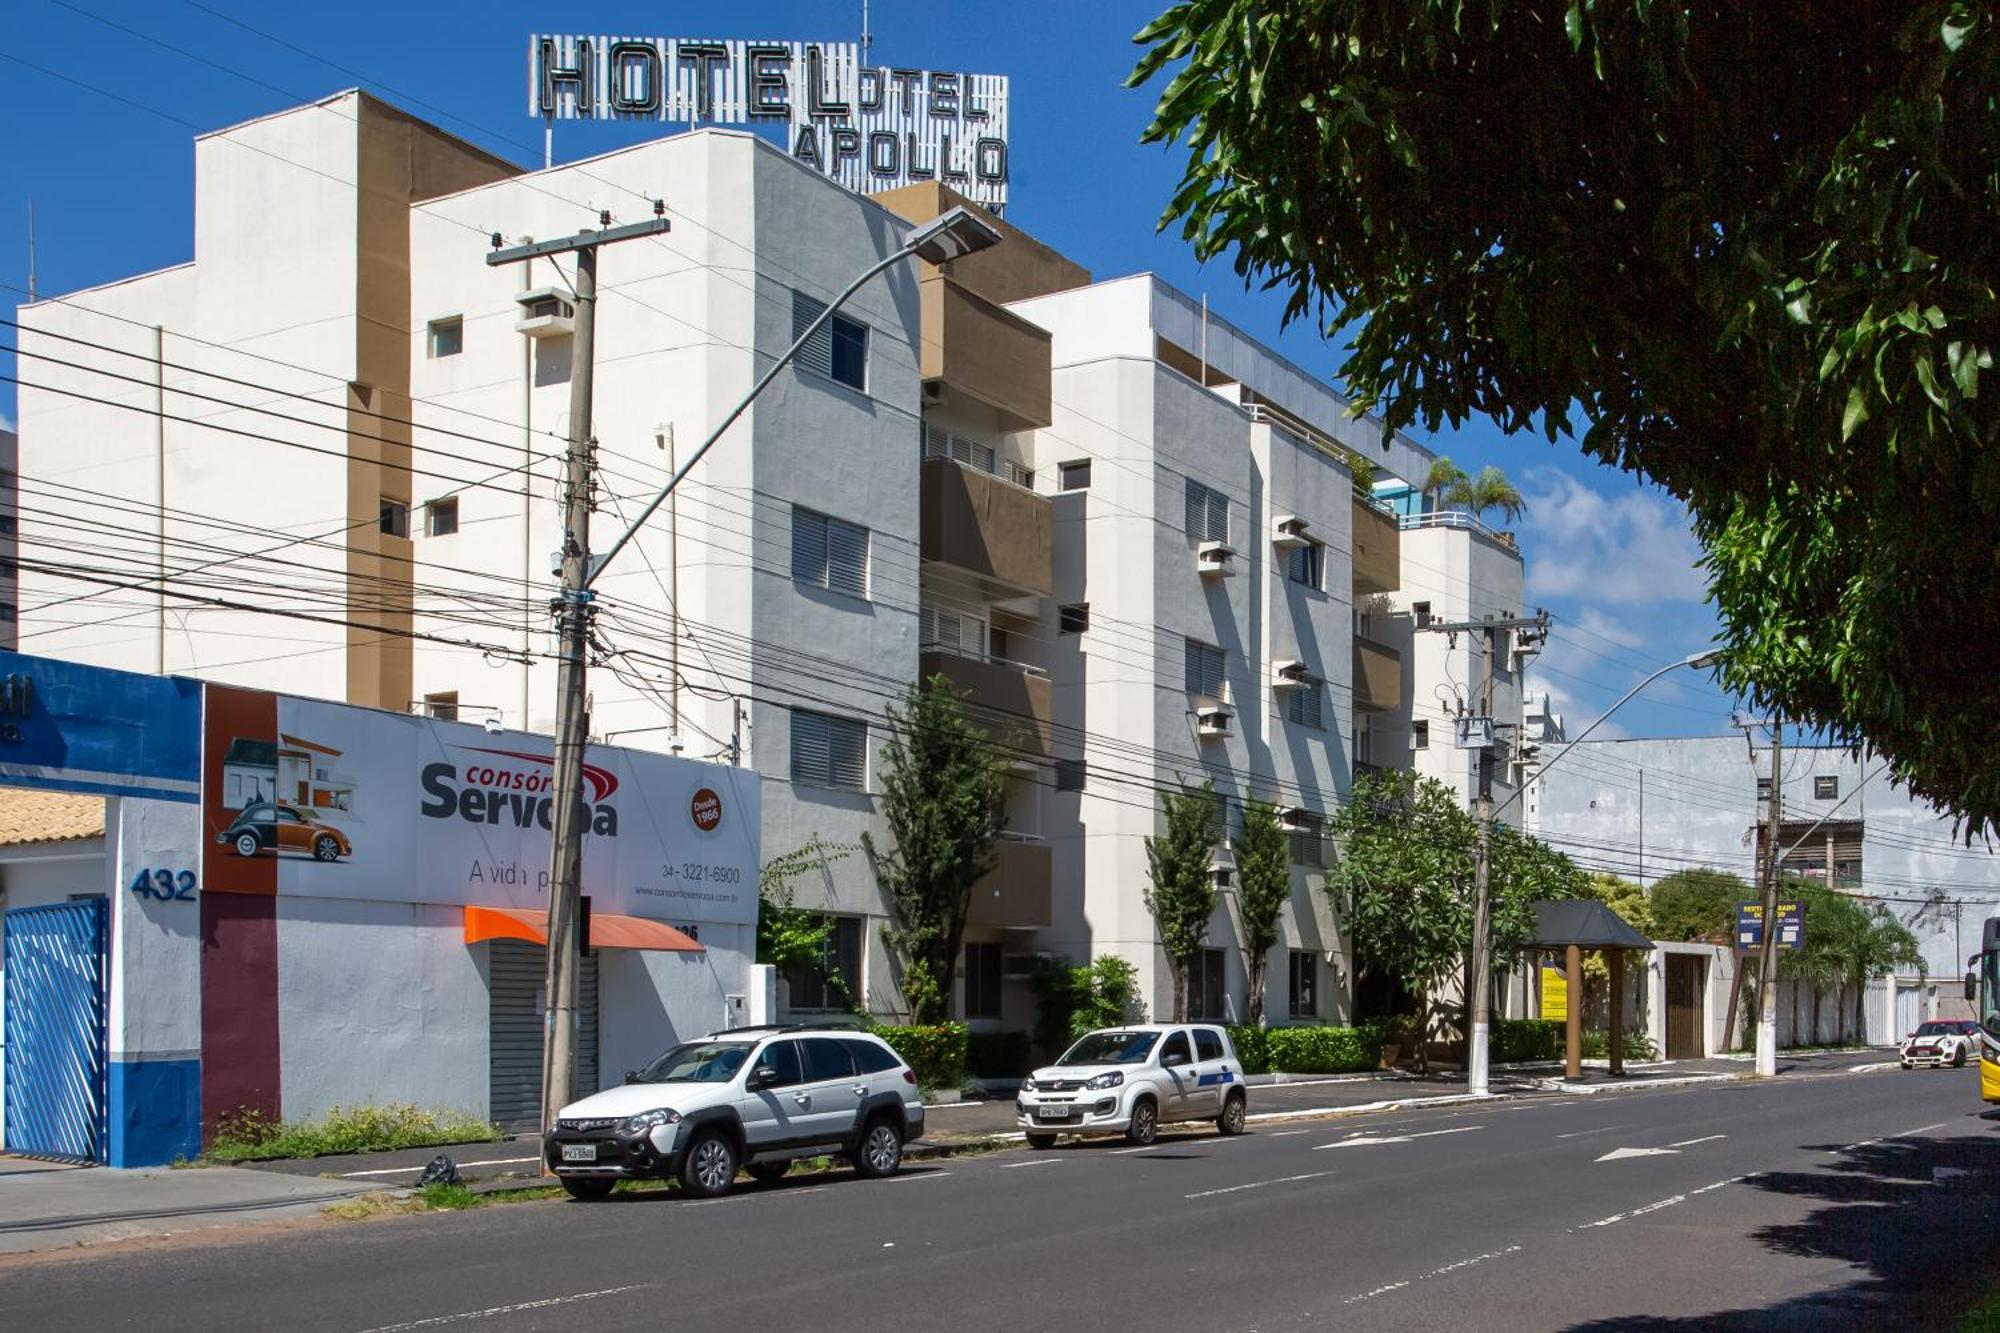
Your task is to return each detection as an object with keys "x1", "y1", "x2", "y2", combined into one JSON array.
[{"x1": 0, "y1": 0, "x2": 1739, "y2": 738}]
